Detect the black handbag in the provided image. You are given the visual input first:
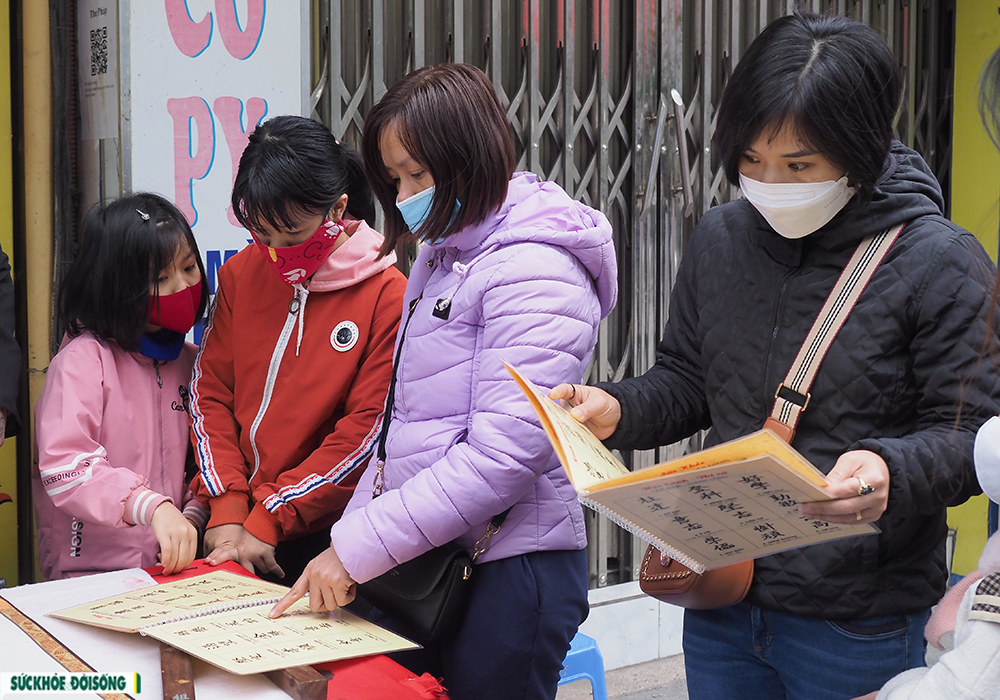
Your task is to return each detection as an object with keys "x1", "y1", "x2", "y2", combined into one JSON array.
[
  {"x1": 357, "y1": 542, "x2": 473, "y2": 643},
  {"x1": 356, "y1": 295, "x2": 509, "y2": 643}
]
